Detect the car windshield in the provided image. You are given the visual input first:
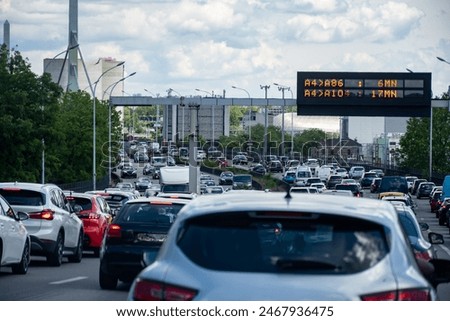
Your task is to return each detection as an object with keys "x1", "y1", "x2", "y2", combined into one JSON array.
[
  {"x1": 234, "y1": 175, "x2": 251, "y2": 183},
  {"x1": 117, "y1": 202, "x2": 184, "y2": 227},
  {"x1": 335, "y1": 184, "x2": 358, "y2": 192},
  {"x1": 178, "y1": 212, "x2": 389, "y2": 274},
  {"x1": 0, "y1": 189, "x2": 45, "y2": 206}
]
